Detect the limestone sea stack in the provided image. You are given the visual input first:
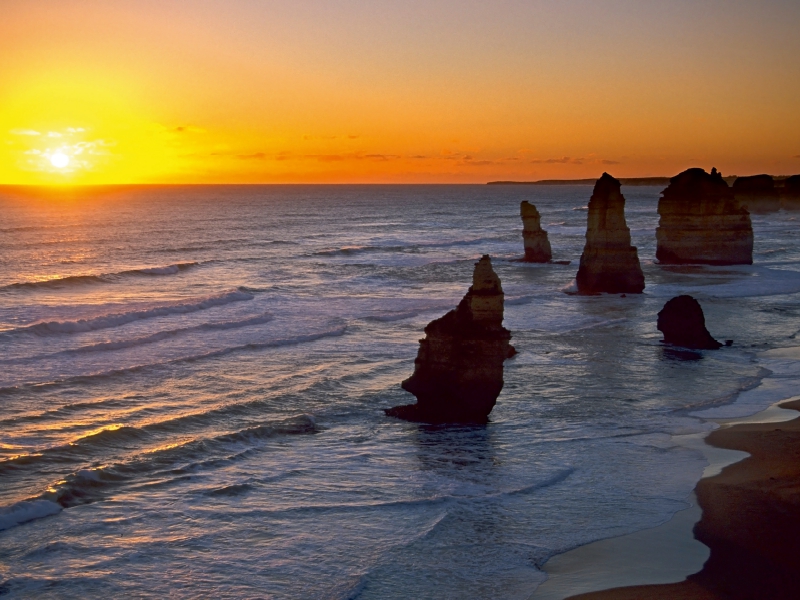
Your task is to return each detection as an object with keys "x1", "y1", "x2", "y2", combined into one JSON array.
[
  {"x1": 656, "y1": 168, "x2": 753, "y2": 265},
  {"x1": 781, "y1": 175, "x2": 800, "y2": 211},
  {"x1": 385, "y1": 255, "x2": 515, "y2": 423},
  {"x1": 520, "y1": 201, "x2": 552, "y2": 262},
  {"x1": 657, "y1": 295, "x2": 722, "y2": 350},
  {"x1": 574, "y1": 173, "x2": 645, "y2": 294},
  {"x1": 733, "y1": 174, "x2": 780, "y2": 214}
]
